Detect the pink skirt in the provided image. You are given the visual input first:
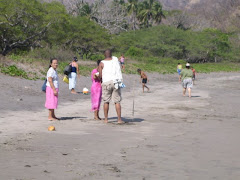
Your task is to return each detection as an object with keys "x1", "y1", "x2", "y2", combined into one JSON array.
[{"x1": 45, "y1": 86, "x2": 59, "y2": 109}]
